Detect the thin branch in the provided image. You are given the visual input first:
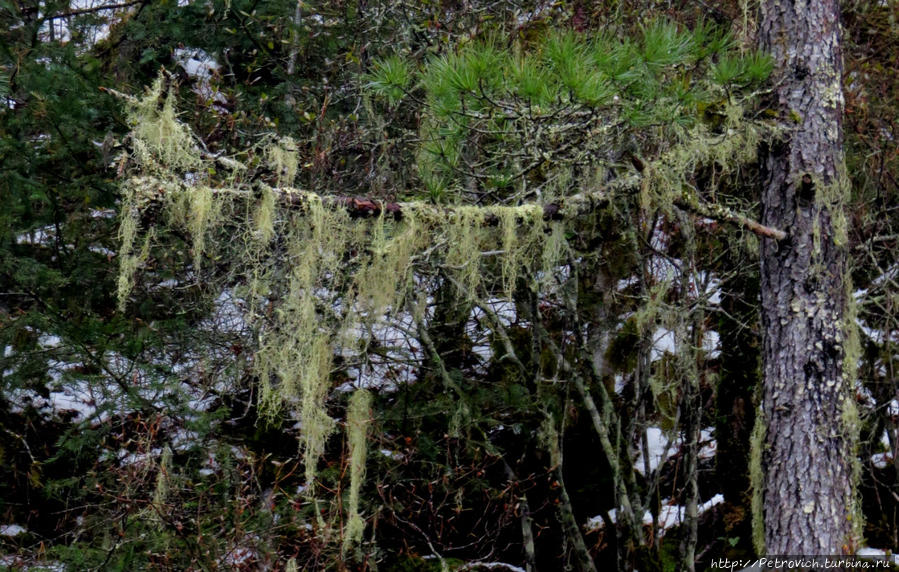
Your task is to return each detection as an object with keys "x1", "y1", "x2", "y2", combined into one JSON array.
[
  {"x1": 40, "y1": 1, "x2": 143, "y2": 21},
  {"x1": 673, "y1": 196, "x2": 788, "y2": 241},
  {"x1": 126, "y1": 171, "x2": 786, "y2": 240}
]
